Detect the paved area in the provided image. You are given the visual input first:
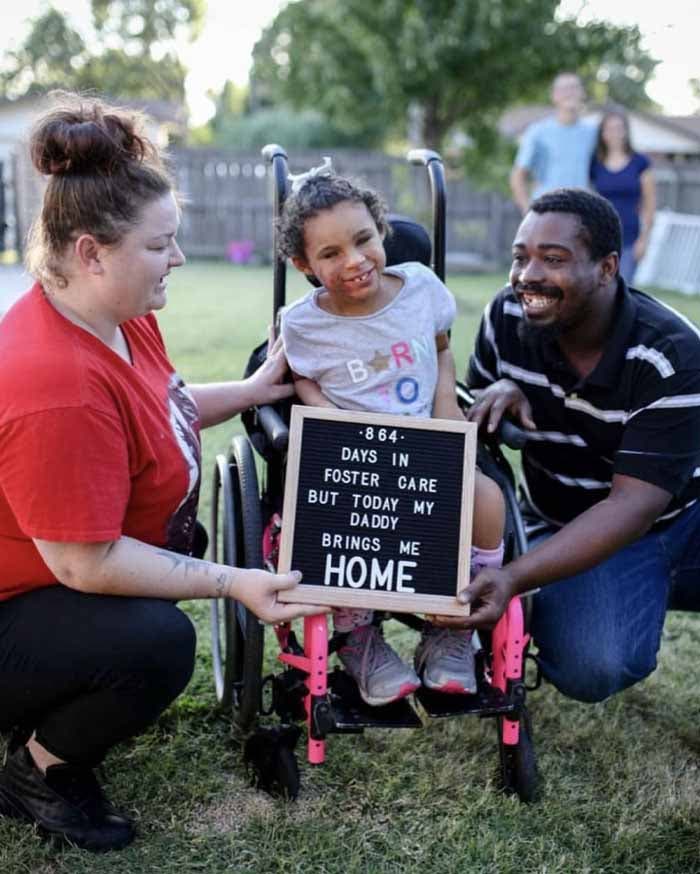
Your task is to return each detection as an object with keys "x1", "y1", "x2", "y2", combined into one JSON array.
[{"x1": 0, "y1": 264, "x2": 31, "y2": 316}]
